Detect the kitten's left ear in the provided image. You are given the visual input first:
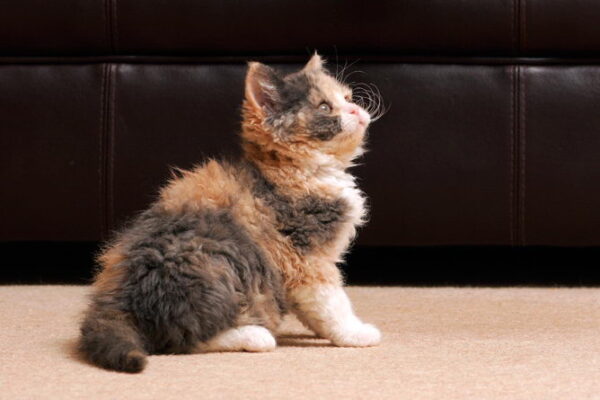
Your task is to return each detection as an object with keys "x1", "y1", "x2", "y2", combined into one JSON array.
[
  {"x1": 303, "y1": 53, "x2": 324, "y2": 72},
  {"x1": 245, "y1": 62, "x2": 281, "y2": 116}
]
